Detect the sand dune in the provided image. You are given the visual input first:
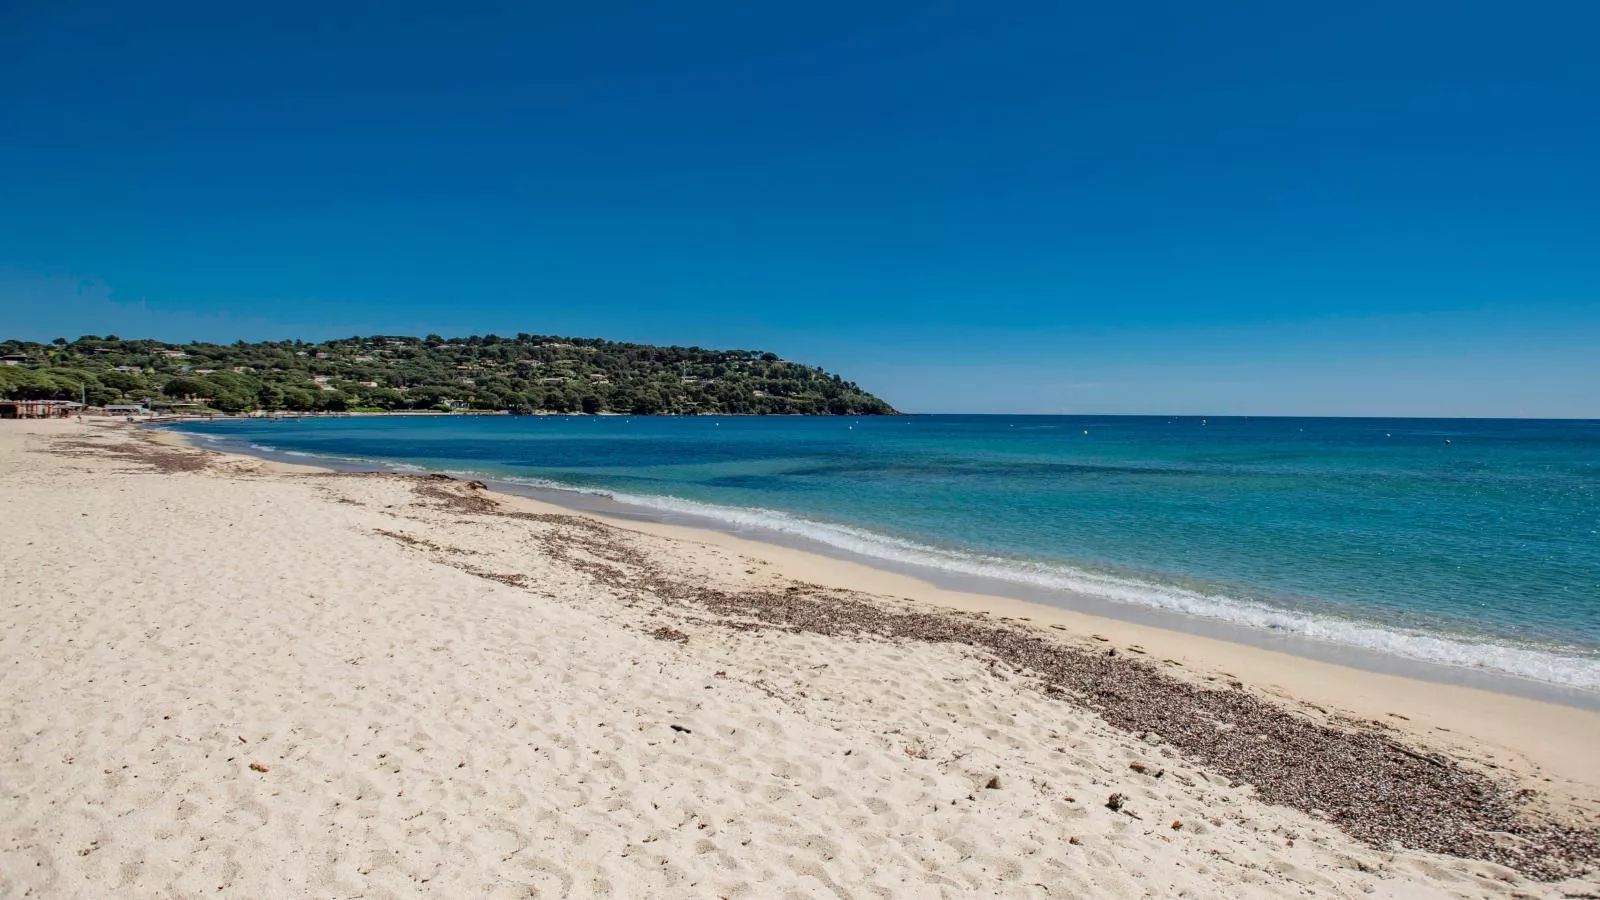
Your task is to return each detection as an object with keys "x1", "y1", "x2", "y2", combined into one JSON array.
[{"x1": 2, "y1": 420, "x2": 1596, "y2": 898}]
